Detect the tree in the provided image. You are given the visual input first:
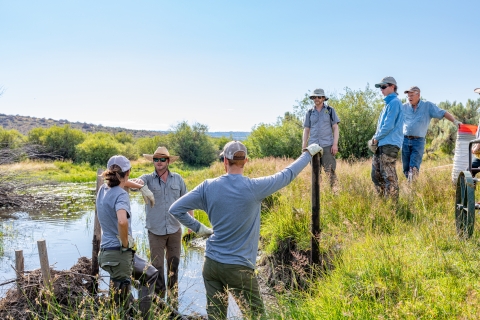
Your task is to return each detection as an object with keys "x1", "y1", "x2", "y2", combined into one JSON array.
[{"x1": 170, "y1": 122, "x2": 217, "y2": 167}]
